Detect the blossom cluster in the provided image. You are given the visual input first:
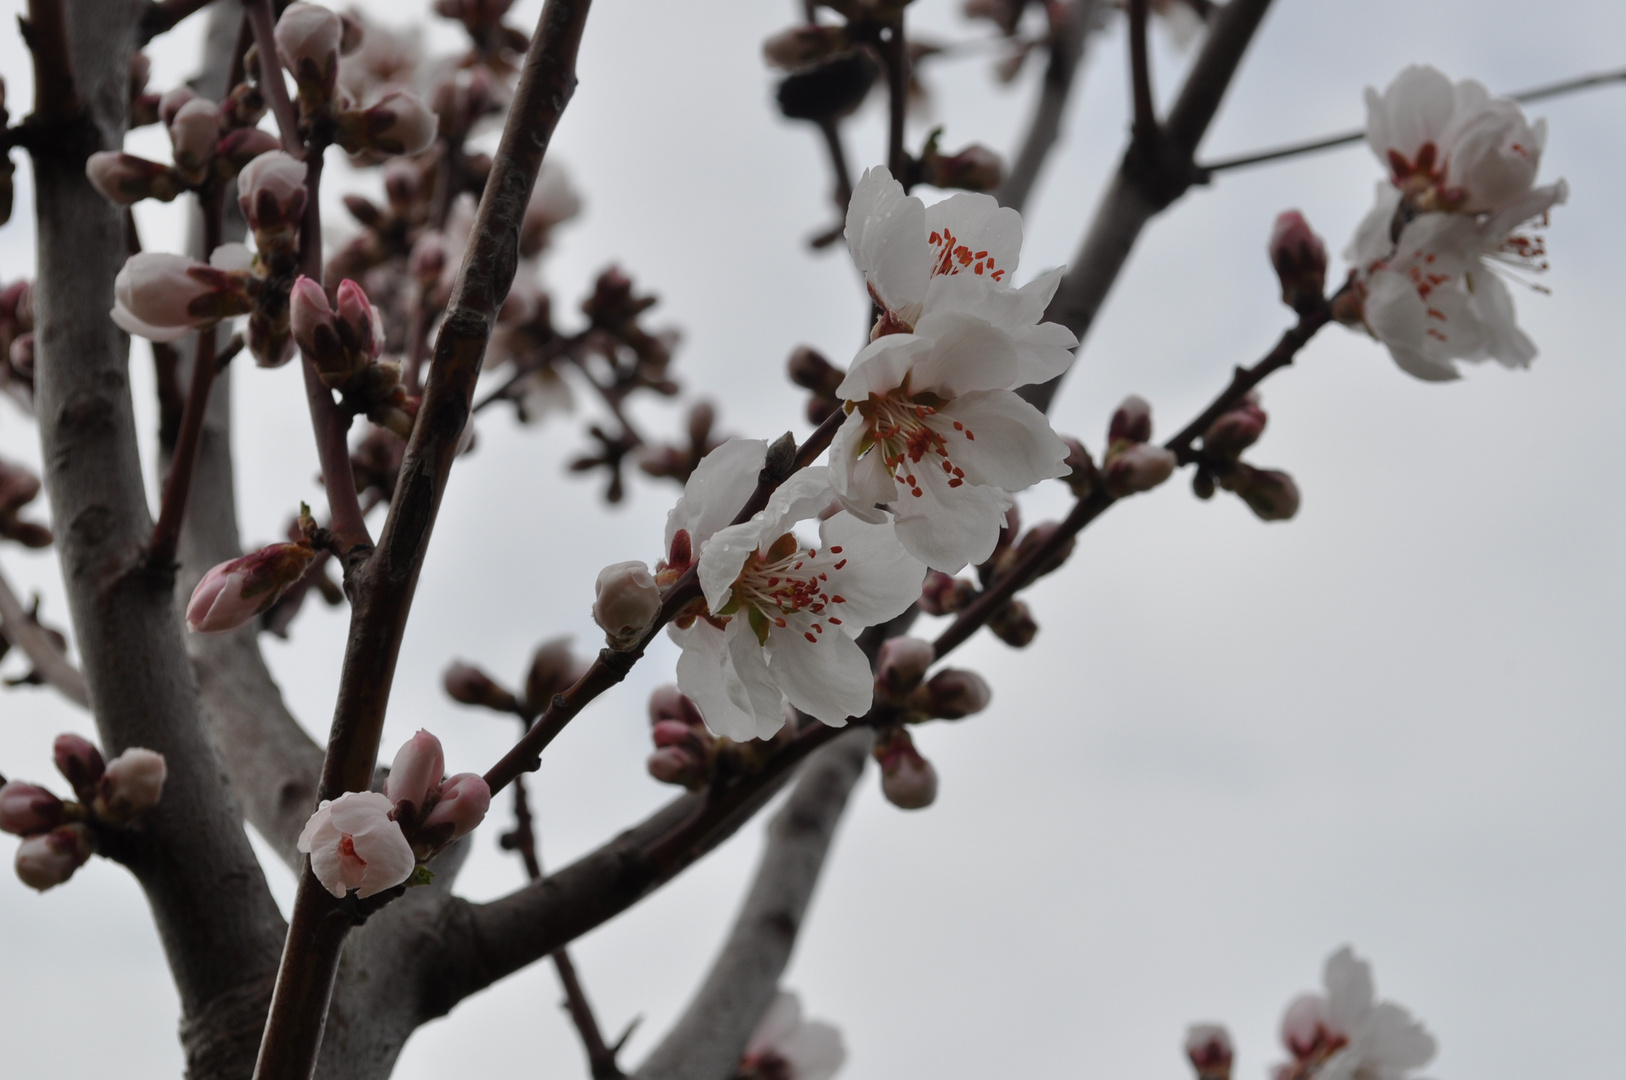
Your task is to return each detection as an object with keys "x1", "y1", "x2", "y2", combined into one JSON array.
[
  {"x1": 1, "y1": 735, "x2": 167, "y2": 891},
  {"x1": 1342, "y1": 65, "x2": 1567, "y2": 380}
]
